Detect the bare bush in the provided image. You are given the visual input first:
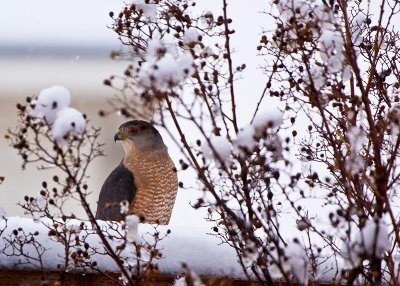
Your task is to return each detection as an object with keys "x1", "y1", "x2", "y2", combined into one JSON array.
[{"x1": 104, "y1": 0, "x2": 400, "y2": 285}]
